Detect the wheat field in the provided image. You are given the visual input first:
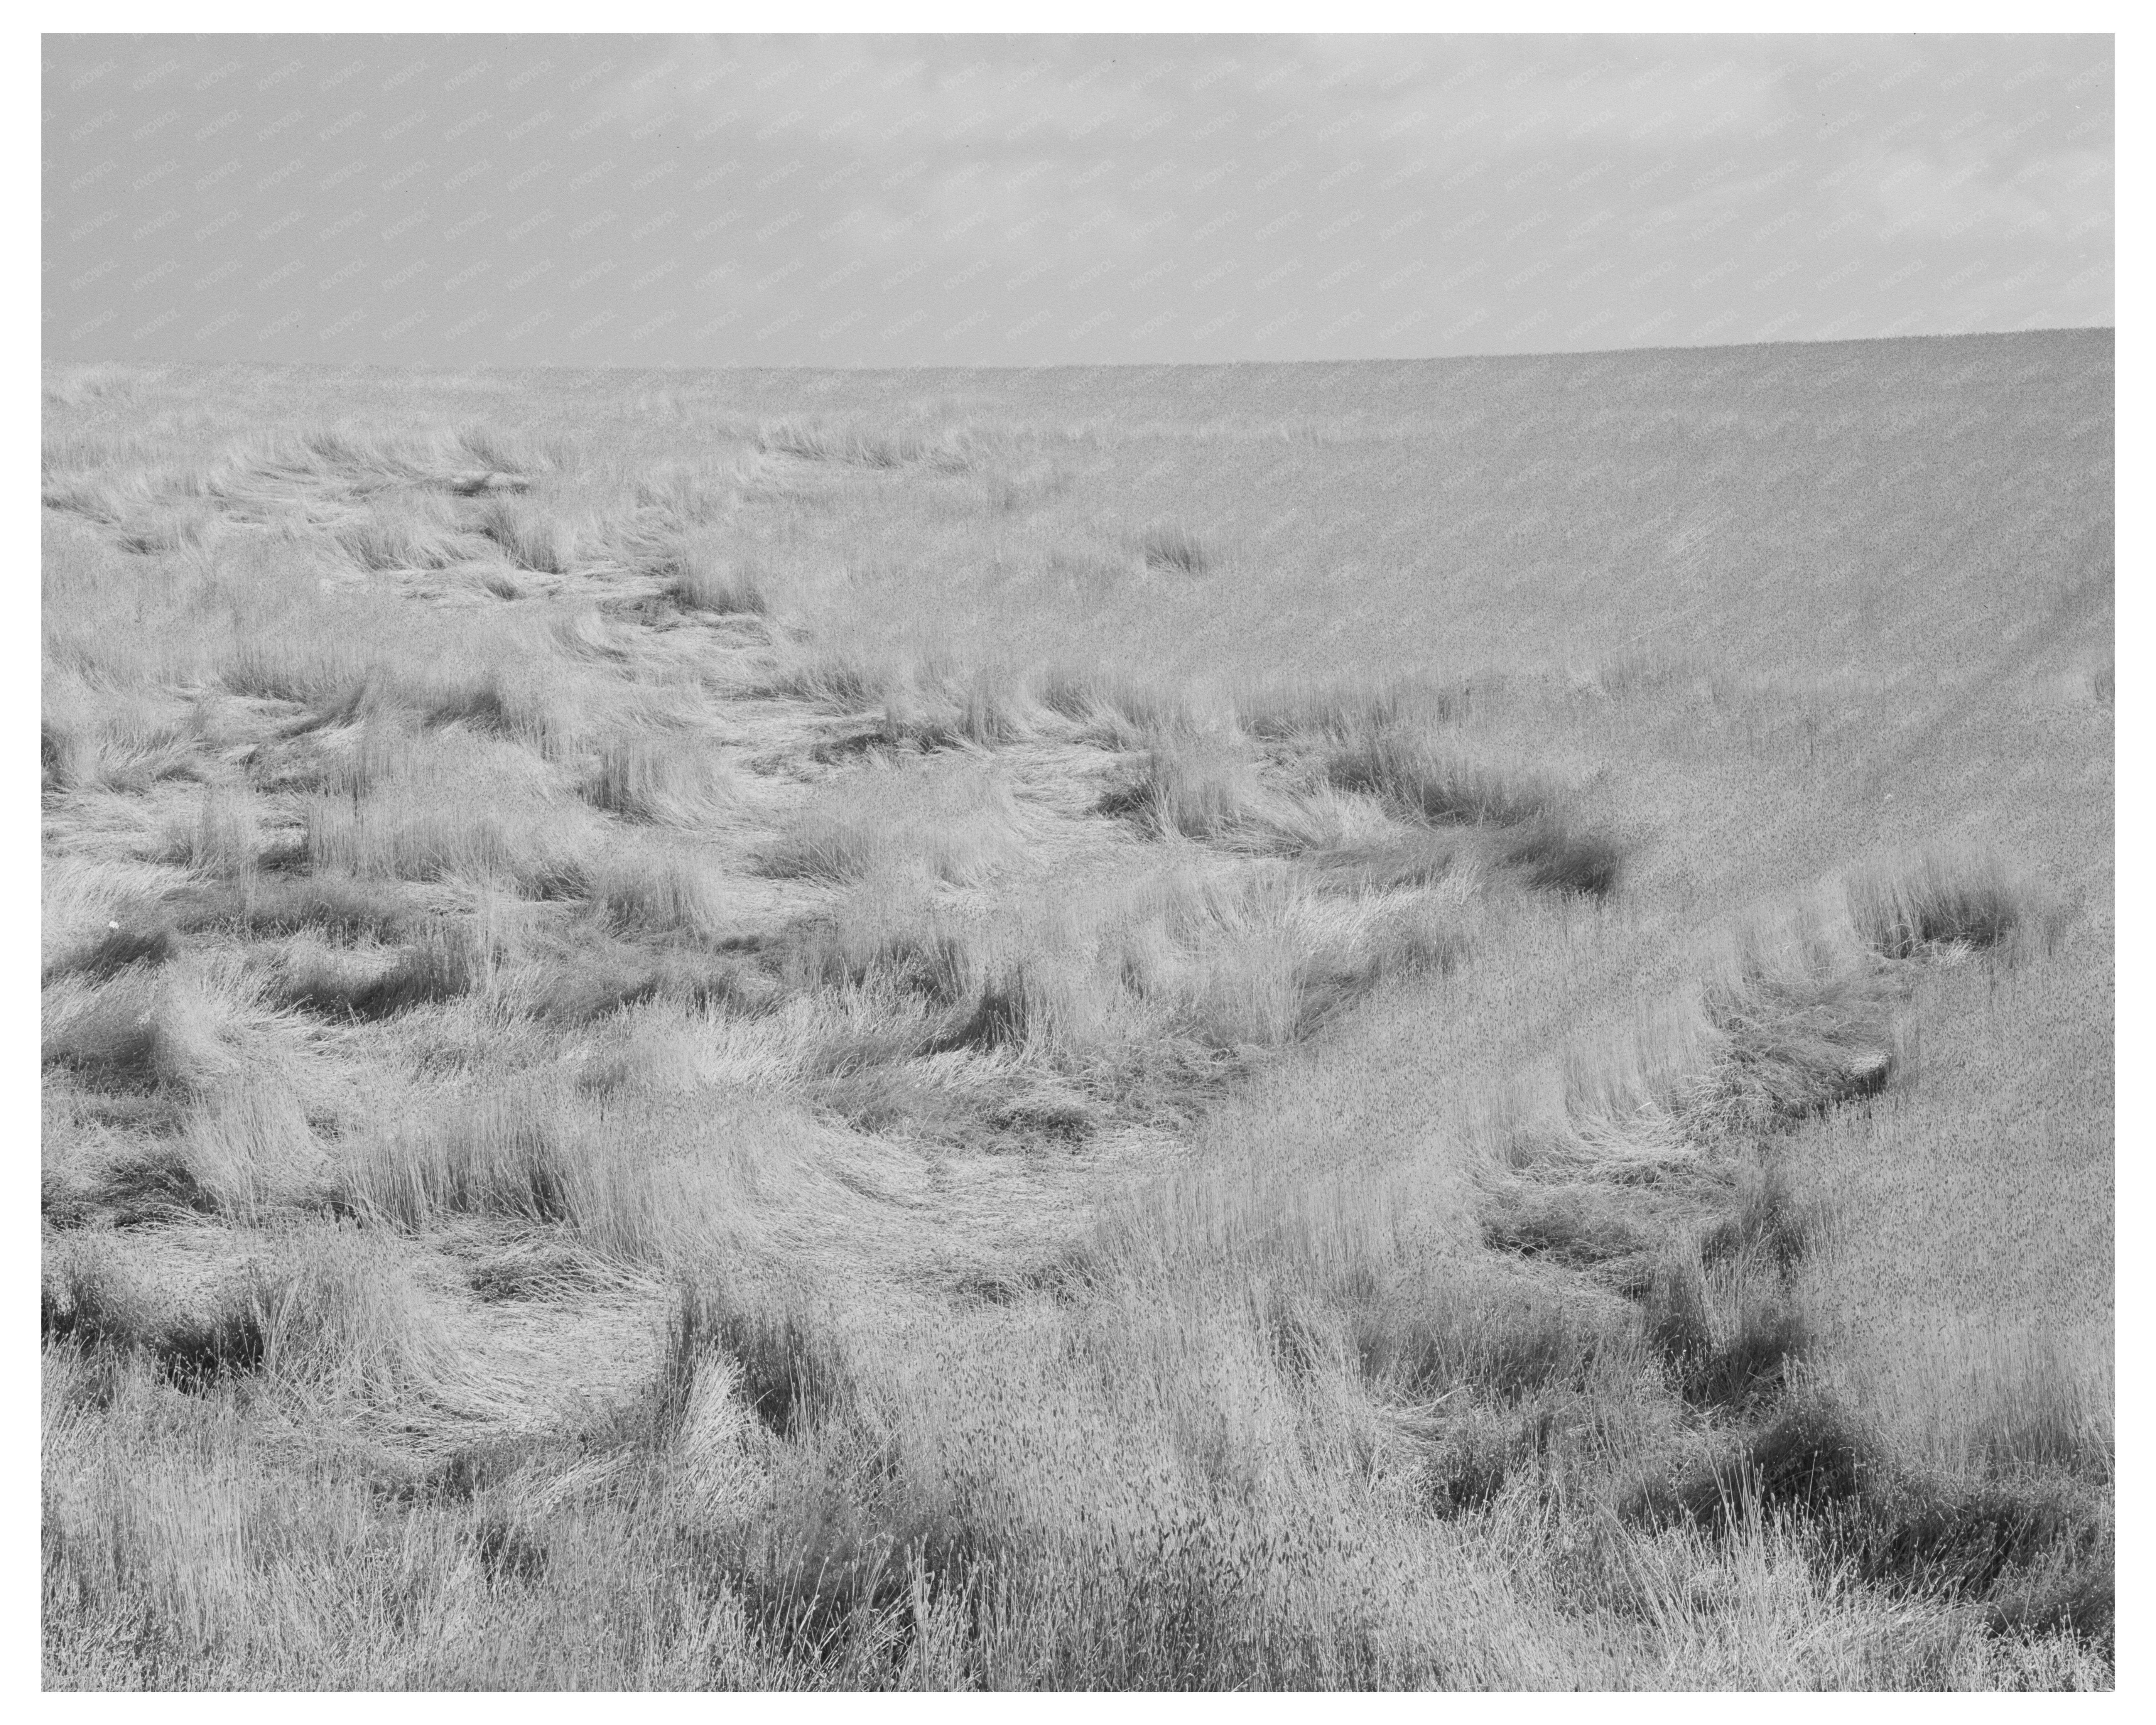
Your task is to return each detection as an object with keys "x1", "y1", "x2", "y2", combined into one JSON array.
[{"x1": 40, "y1": 329, "x2": 2112, "y2": 1690}]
